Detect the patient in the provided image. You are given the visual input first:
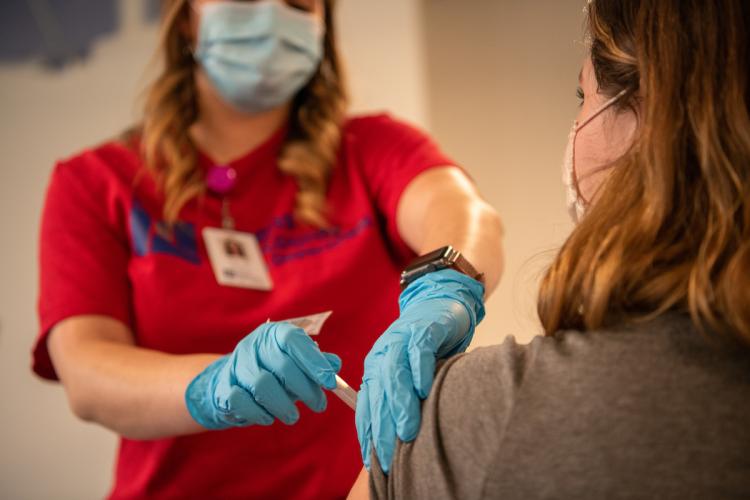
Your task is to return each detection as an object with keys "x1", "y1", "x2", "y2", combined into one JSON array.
[{"x1": 350, "y1": 0, "x2": 750, "y2": 498}]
